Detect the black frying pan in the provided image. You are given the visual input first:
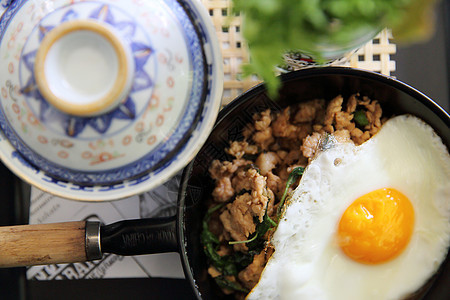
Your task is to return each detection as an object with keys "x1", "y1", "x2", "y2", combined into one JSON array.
[{"x1": 0, "y1": 68, "x2": 449, "y2": 299}]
